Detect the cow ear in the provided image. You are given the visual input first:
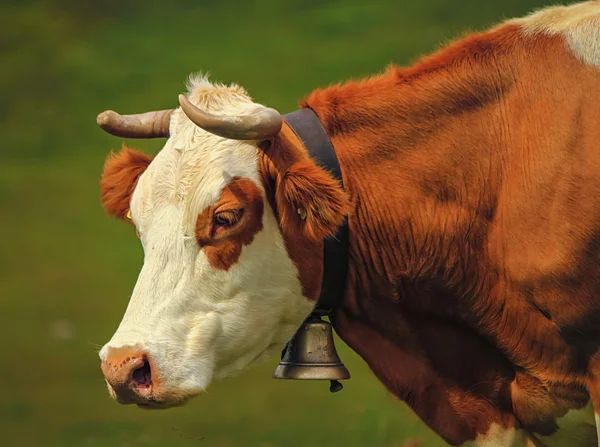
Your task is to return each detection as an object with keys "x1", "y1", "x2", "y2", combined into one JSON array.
[
  {"x1": 275, "y1": 159, "x2": 351, "y2": 242},
  {"x1": 100, "y1": 145, "x2": 152, "y2": 220}
]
